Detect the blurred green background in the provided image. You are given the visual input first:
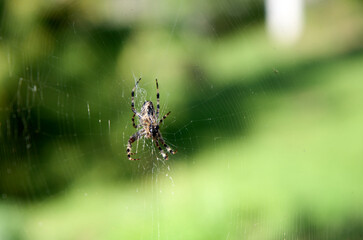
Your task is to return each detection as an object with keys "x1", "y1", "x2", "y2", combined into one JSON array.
[{"x1": 0, "y1": 0, "x2": 363, "y2": 239}]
